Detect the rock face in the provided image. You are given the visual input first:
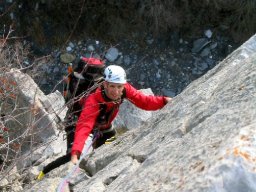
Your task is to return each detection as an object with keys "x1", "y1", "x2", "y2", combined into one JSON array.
[
  {"x1": 26, "y1": 34, "x2": 256, "y2": 192},
  {"x1": 113, "y1": 88, "x2": 155, "y2": 132},
  {"x1": 71, "y1": 34, "x2": 256, "y2": 192},
  {"x1": 0, "y1": 69, "x2": 67, "y2": 189},
  {"x1": 4, "y1": 69, "x2": 67, "y2": 144}
]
